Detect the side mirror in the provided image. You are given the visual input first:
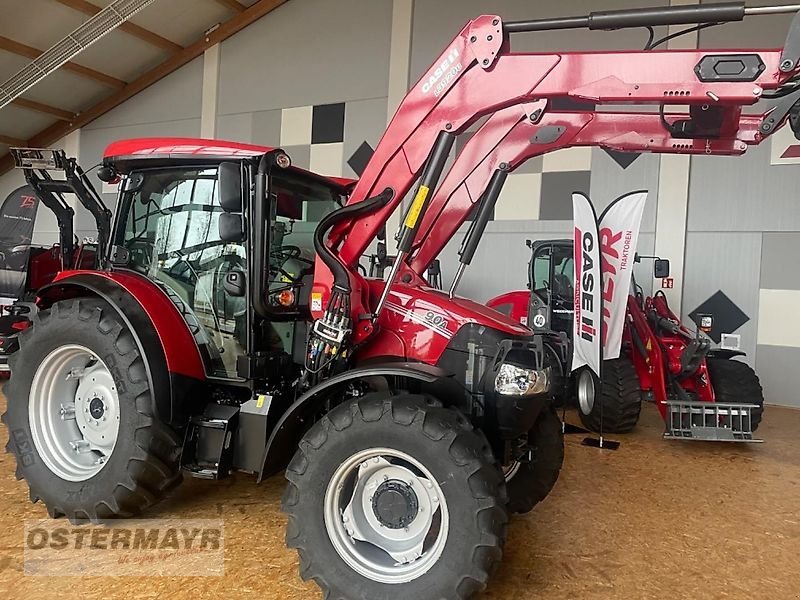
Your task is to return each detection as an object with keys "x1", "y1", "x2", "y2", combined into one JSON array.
[
  {"x1": 219, "y1": 162, "x2": 243, "y2": 212},
  {"x1": 219, "y1": 213, "x2": 246, "y2": 243},
  {"x1": 224, "y1": 270, "x2": 246, "y2": 297},
  {"x1": 654, "y1": 258, "x2": 670, "y2": 279}
]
